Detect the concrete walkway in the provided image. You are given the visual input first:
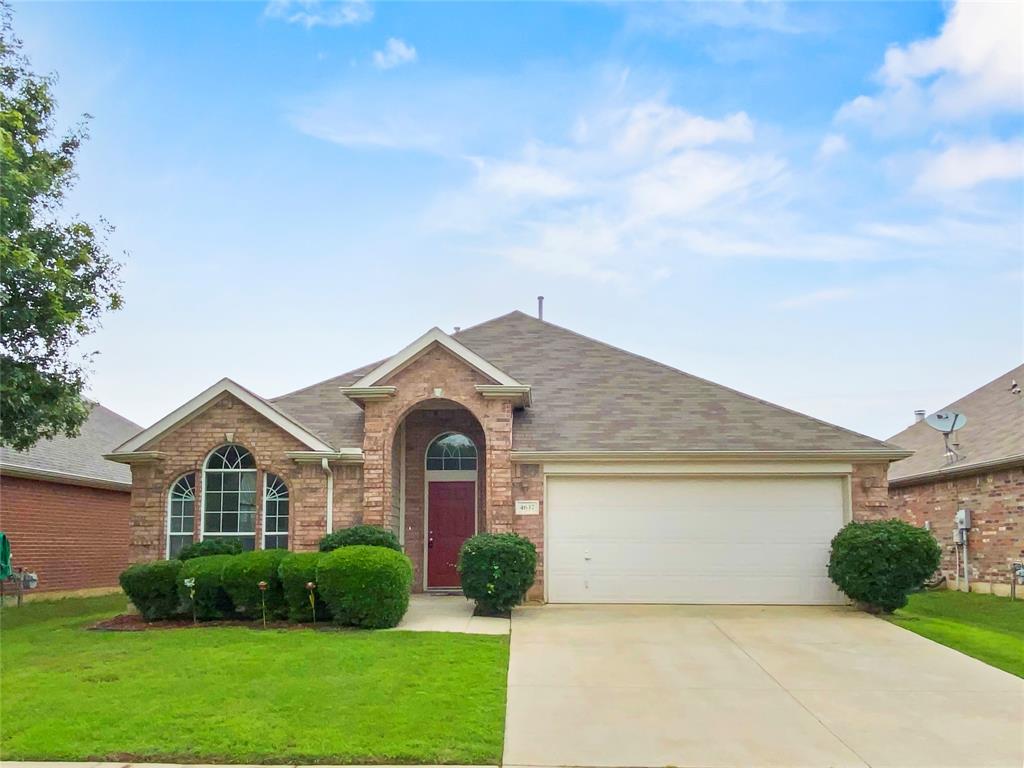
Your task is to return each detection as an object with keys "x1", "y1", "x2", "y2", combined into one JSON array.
[
  {"x1": 503, "y1": 604, "x2": 1024, "y2": 768},
  {"x1": 389, "y1": 594, "x2": 509, "y2": 635}
]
